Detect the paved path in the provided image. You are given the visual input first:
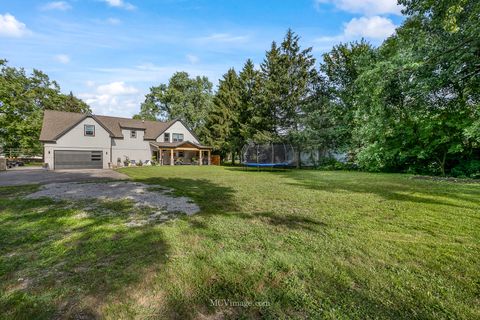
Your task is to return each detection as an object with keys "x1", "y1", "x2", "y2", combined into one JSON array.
[{"x1": 0, "y1": 167, "x2": 129, "y2": 186}]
